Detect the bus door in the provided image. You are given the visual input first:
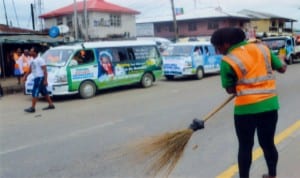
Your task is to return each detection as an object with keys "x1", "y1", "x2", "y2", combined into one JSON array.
[
  {"x1": 67, "y1": 49, "x2": 97, "y2": 90},
  {"x1": 202, "y1": 45, "x2": 221, "y2": 73}
]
